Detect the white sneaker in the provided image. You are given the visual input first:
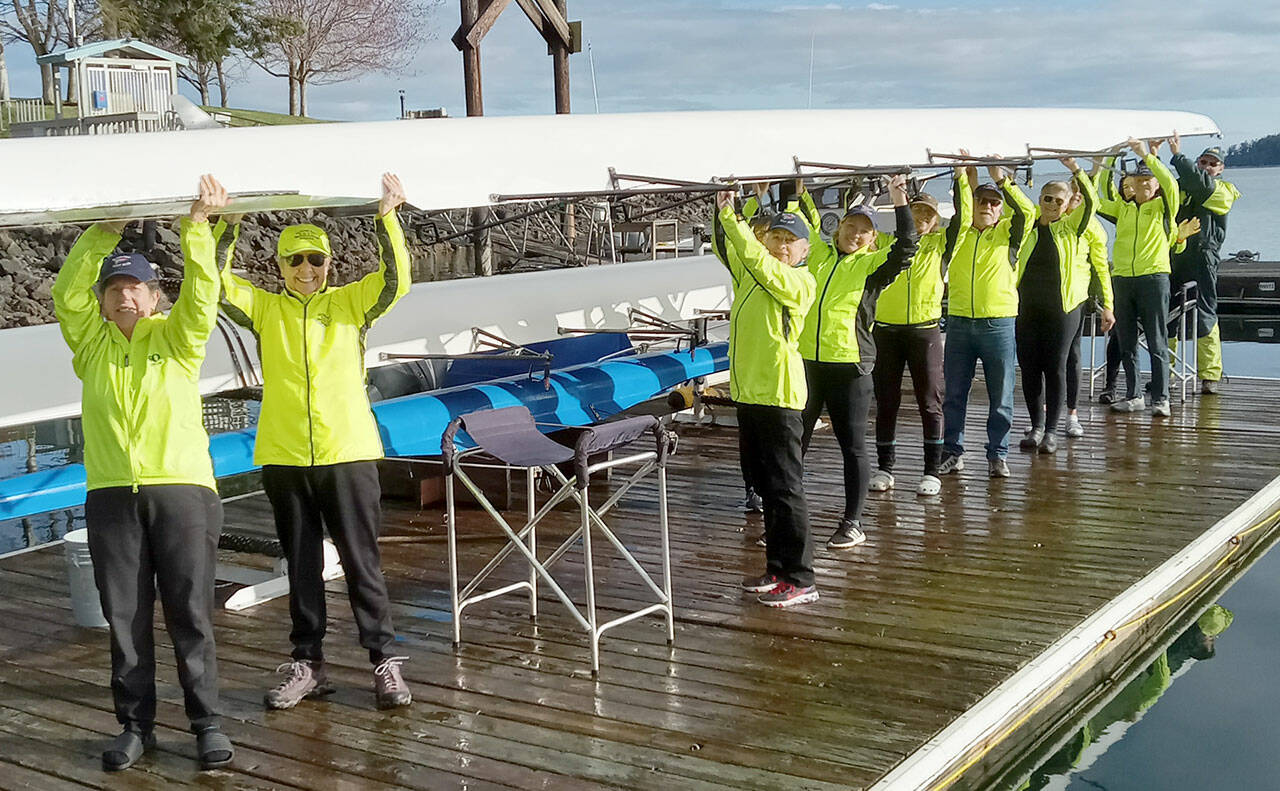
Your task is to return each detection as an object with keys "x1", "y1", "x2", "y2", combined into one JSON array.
[
  {"x1": 1151, "y1": 399, "x2": 1171, "y2": 417},
  {"x1": 916, "y1": 475, "x2": 941, "y2": 496},
  {"x1": 1110, "y1": 397, "x2": 1145, "y2": 413},
  {"x1": 938, "y1": 453, "x2": 964, "y2": 475},
  {"x1": 1065, "y1": 415, "x2": 1084, "y2": 437},
  {"x1": 868, "y1": 469, "x2": 895, "y2": 491}
]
